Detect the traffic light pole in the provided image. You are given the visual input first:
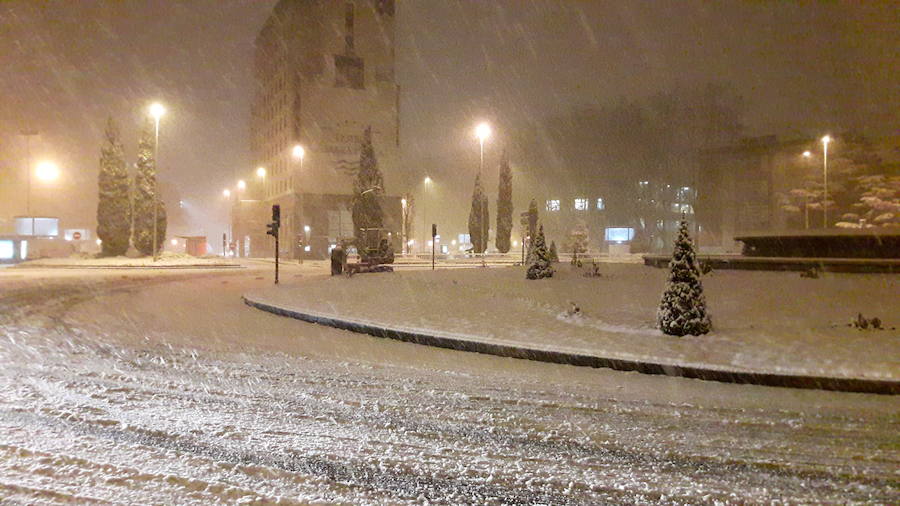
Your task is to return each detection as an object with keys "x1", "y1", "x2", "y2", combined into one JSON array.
[{"x1": 267, "y1": 204, "x2": 281, "y2": 285}]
